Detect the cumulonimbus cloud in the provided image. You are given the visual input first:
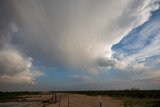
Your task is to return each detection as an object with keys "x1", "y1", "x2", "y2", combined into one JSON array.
[{"x1": 5, "y1": 0, "x2": 160, "y2": 72}]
